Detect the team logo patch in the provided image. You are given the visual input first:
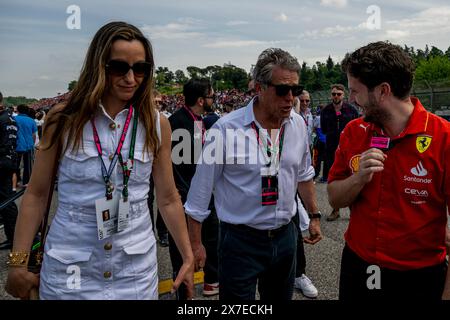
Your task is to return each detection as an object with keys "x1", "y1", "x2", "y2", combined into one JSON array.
[
  {"x1": 349, "y1": 155, "x2": 361, "y2": 173},
  {"x1": 416, "y1": 135, "x2": 432, "y2": 153}
]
